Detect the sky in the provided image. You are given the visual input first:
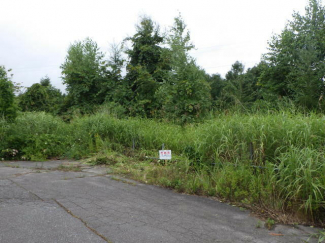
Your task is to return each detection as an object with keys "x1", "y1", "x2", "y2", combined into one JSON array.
[{"x1": 1, "y1": 0, "x2": 309, "y2": 92}]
